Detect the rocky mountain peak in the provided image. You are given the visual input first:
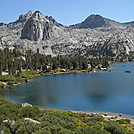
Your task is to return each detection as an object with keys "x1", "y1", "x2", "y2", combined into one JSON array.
[
  {"x1": 69, "y1": 14, "x2": 106, "y2": 29},
  {"x1": 32, "y1": 11, "x2": 44, "y2": 20},
  {"x1": 21, "y1": 10, "x2": 52, "y2": 41},
  {"x1": 13, "y1": 10, "x2": 34, "y2": 24},
  {"x1": 69, "y1": 14, "x2": 125, "y2": 29},
  {"x1": 86, "y1": 14, "x2": 103, "y2": 20},
  {"x1": 45, "y1": 16, "x2": 63, "y2": 27},
  {"x1": 0, "y1": 23, "x2": 7, "y2": 26},
  {"x1": 34, "y1": 10, "x2": 41, "y2": 14},
  {"x1": 24, "y1": 10, "x2": 34, "y2": 17},
  {"x1": 84, "y1": 14, "x2": 106, "y2": 28}
]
